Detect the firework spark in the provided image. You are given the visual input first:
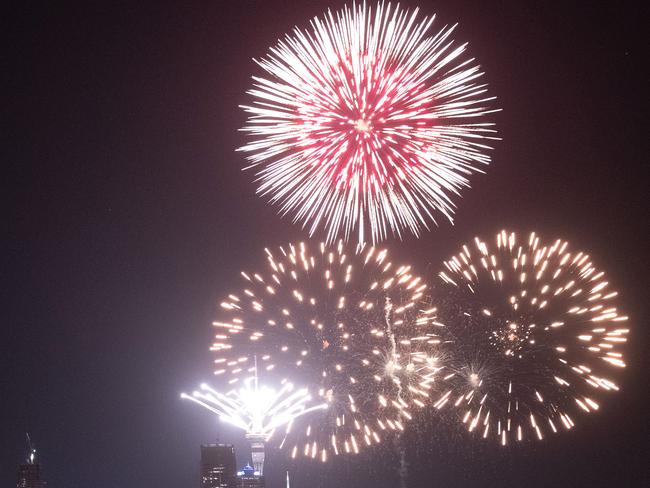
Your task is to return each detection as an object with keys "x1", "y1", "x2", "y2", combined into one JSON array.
[
  {"x1": 240, "y1": 2, "x2": 498, "y2": 244},
  {"x1": 211, "y1": 241, "x2": 442, "y2": 460},
  {"x1": 433, "y1": 230, "x2": 628, "y2": 444},
  {"x1": 181, "y1": 378, "x2": 326, "y2": 439}
]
